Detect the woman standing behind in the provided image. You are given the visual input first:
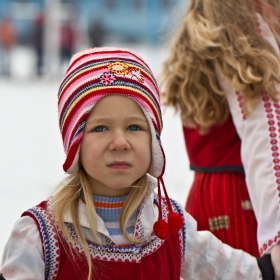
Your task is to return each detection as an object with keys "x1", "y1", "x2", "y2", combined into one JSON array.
[{"x1": 160, "y1": 0, "x2": 280, "y2": 259}]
